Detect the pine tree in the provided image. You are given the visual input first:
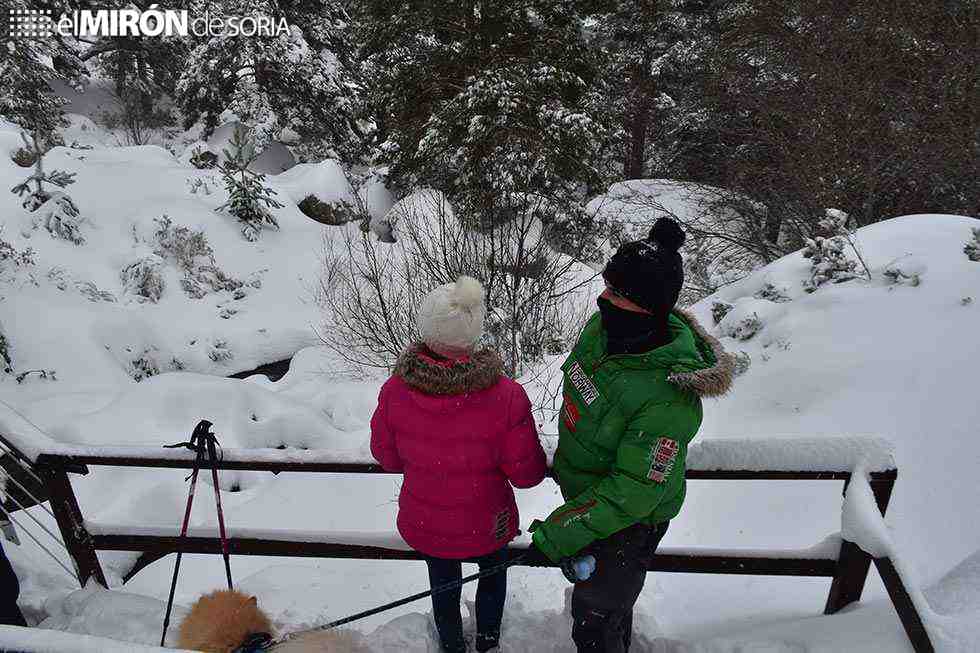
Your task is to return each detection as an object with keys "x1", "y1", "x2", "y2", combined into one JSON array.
[
  {"x1": 0, "y1": 0, "x2": 84, "y2": 141},
  {"x1": 357, "y1": 0, "x2": 610, "y2": 229},
  {"x1": 175, "y1": 0, "x2": 363, "y2": 162},
  {"x1": 11, "y1": 132, "x2": 86, "y2": 244},
  {"x1": 216, "y1": 126, "x2": 284, "y2": 241}
]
